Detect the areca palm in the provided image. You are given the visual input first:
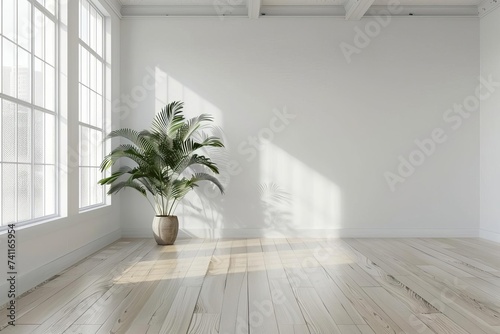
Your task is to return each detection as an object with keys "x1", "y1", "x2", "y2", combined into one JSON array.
[{"x1": 99, "y1": 101, "x2": 224, "y2": 216}]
